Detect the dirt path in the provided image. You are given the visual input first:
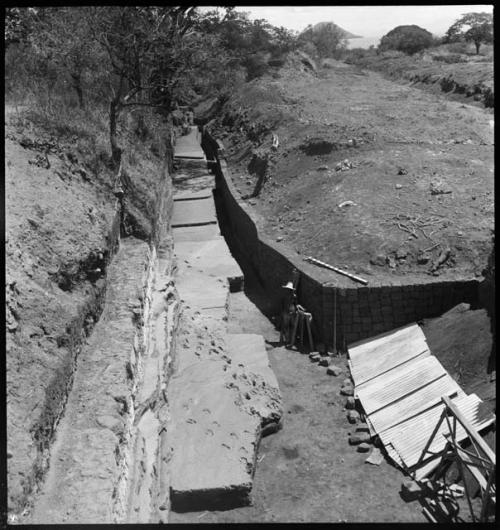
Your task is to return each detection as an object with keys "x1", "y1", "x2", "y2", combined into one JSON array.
[{"x1": 171, "y1": 288, "x2": 425, "y2": 523}]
